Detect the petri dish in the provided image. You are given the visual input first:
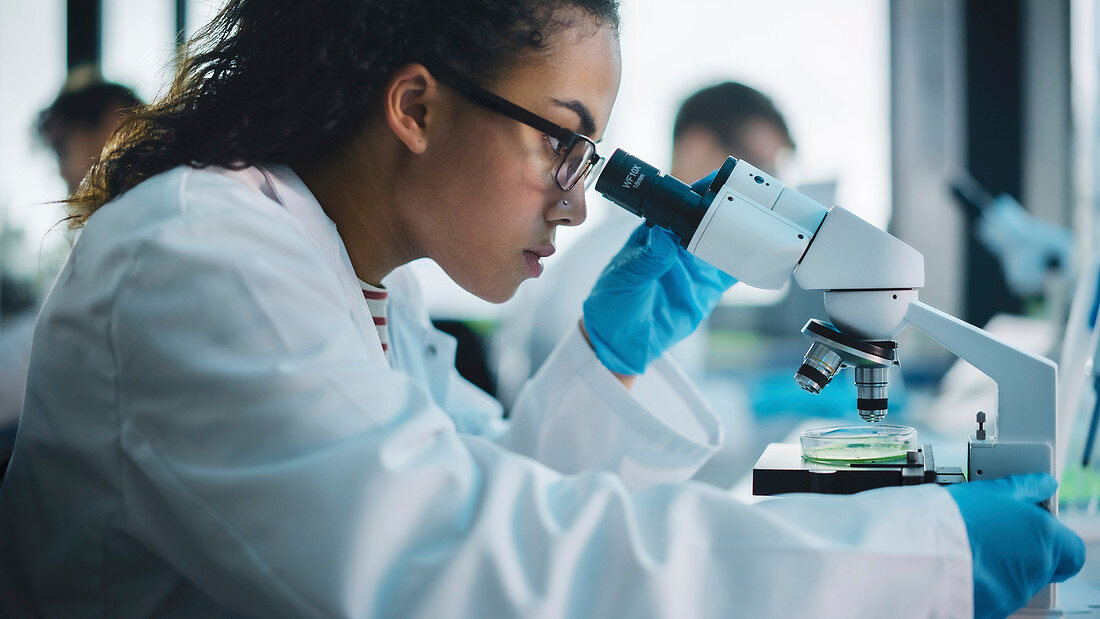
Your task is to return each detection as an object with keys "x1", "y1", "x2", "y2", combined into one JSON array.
[{"x1": 800, "y1": 425, "x2": 917, "y2": 463}]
